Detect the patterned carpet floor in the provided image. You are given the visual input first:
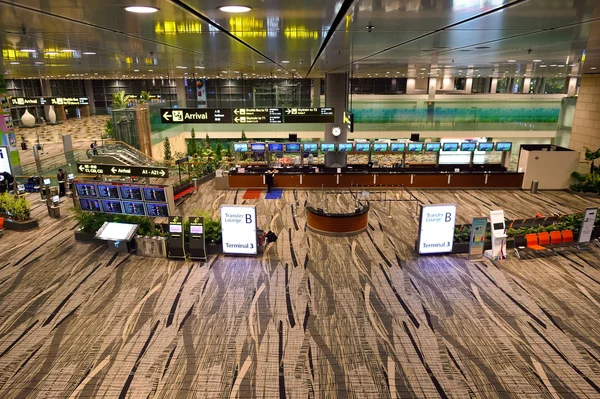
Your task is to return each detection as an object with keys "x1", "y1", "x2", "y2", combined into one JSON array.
[{"x1": 0, "y1": 185, "x2": 600, "y2": 398}]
